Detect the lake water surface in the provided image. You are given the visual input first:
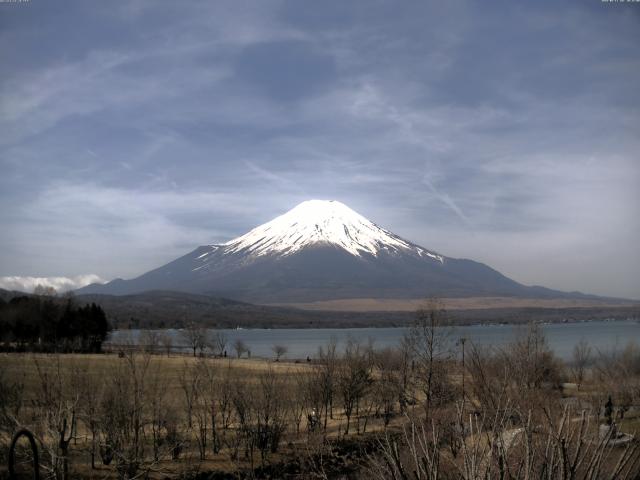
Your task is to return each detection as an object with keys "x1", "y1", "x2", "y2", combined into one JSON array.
[{"x1": 108, "y1": 319, "x2": 640, "y2": 361}]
